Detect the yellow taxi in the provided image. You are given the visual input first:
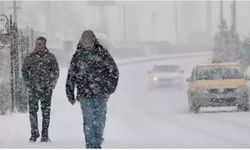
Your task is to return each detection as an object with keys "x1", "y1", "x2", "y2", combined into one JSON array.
[{"x1": 186, "y1": 62, "x2": 249, "y2": 113}]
